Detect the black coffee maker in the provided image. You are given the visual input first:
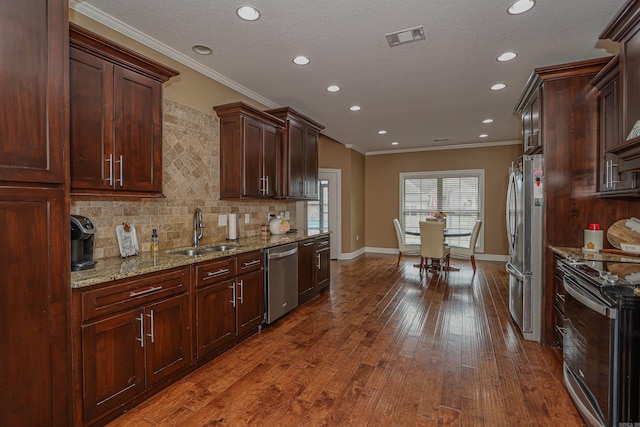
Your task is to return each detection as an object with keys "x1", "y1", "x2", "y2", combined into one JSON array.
[{"x1": 71, "y1": 215, "x2": 97, "y2": 271}]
